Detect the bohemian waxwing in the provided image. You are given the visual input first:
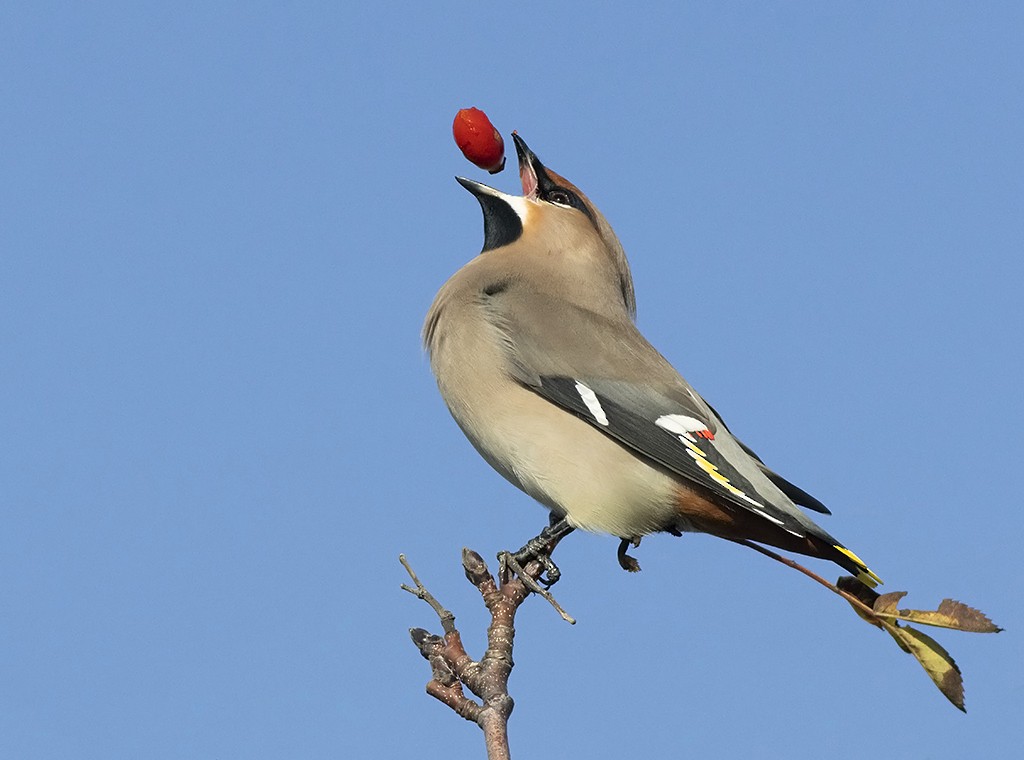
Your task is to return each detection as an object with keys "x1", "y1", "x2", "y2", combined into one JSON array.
[{"x1": 424, "y1": 133, "x2": 880, "y2": 587}]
